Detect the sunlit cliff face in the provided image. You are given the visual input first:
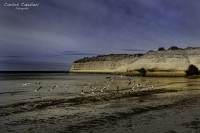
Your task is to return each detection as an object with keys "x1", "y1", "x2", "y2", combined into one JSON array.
[
  {"x1": 1, "y1": 0, "x2": 200, "y2": 70},
  {"x1": 70, "y1": 48, "x2": 200, "y2": 77}
]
